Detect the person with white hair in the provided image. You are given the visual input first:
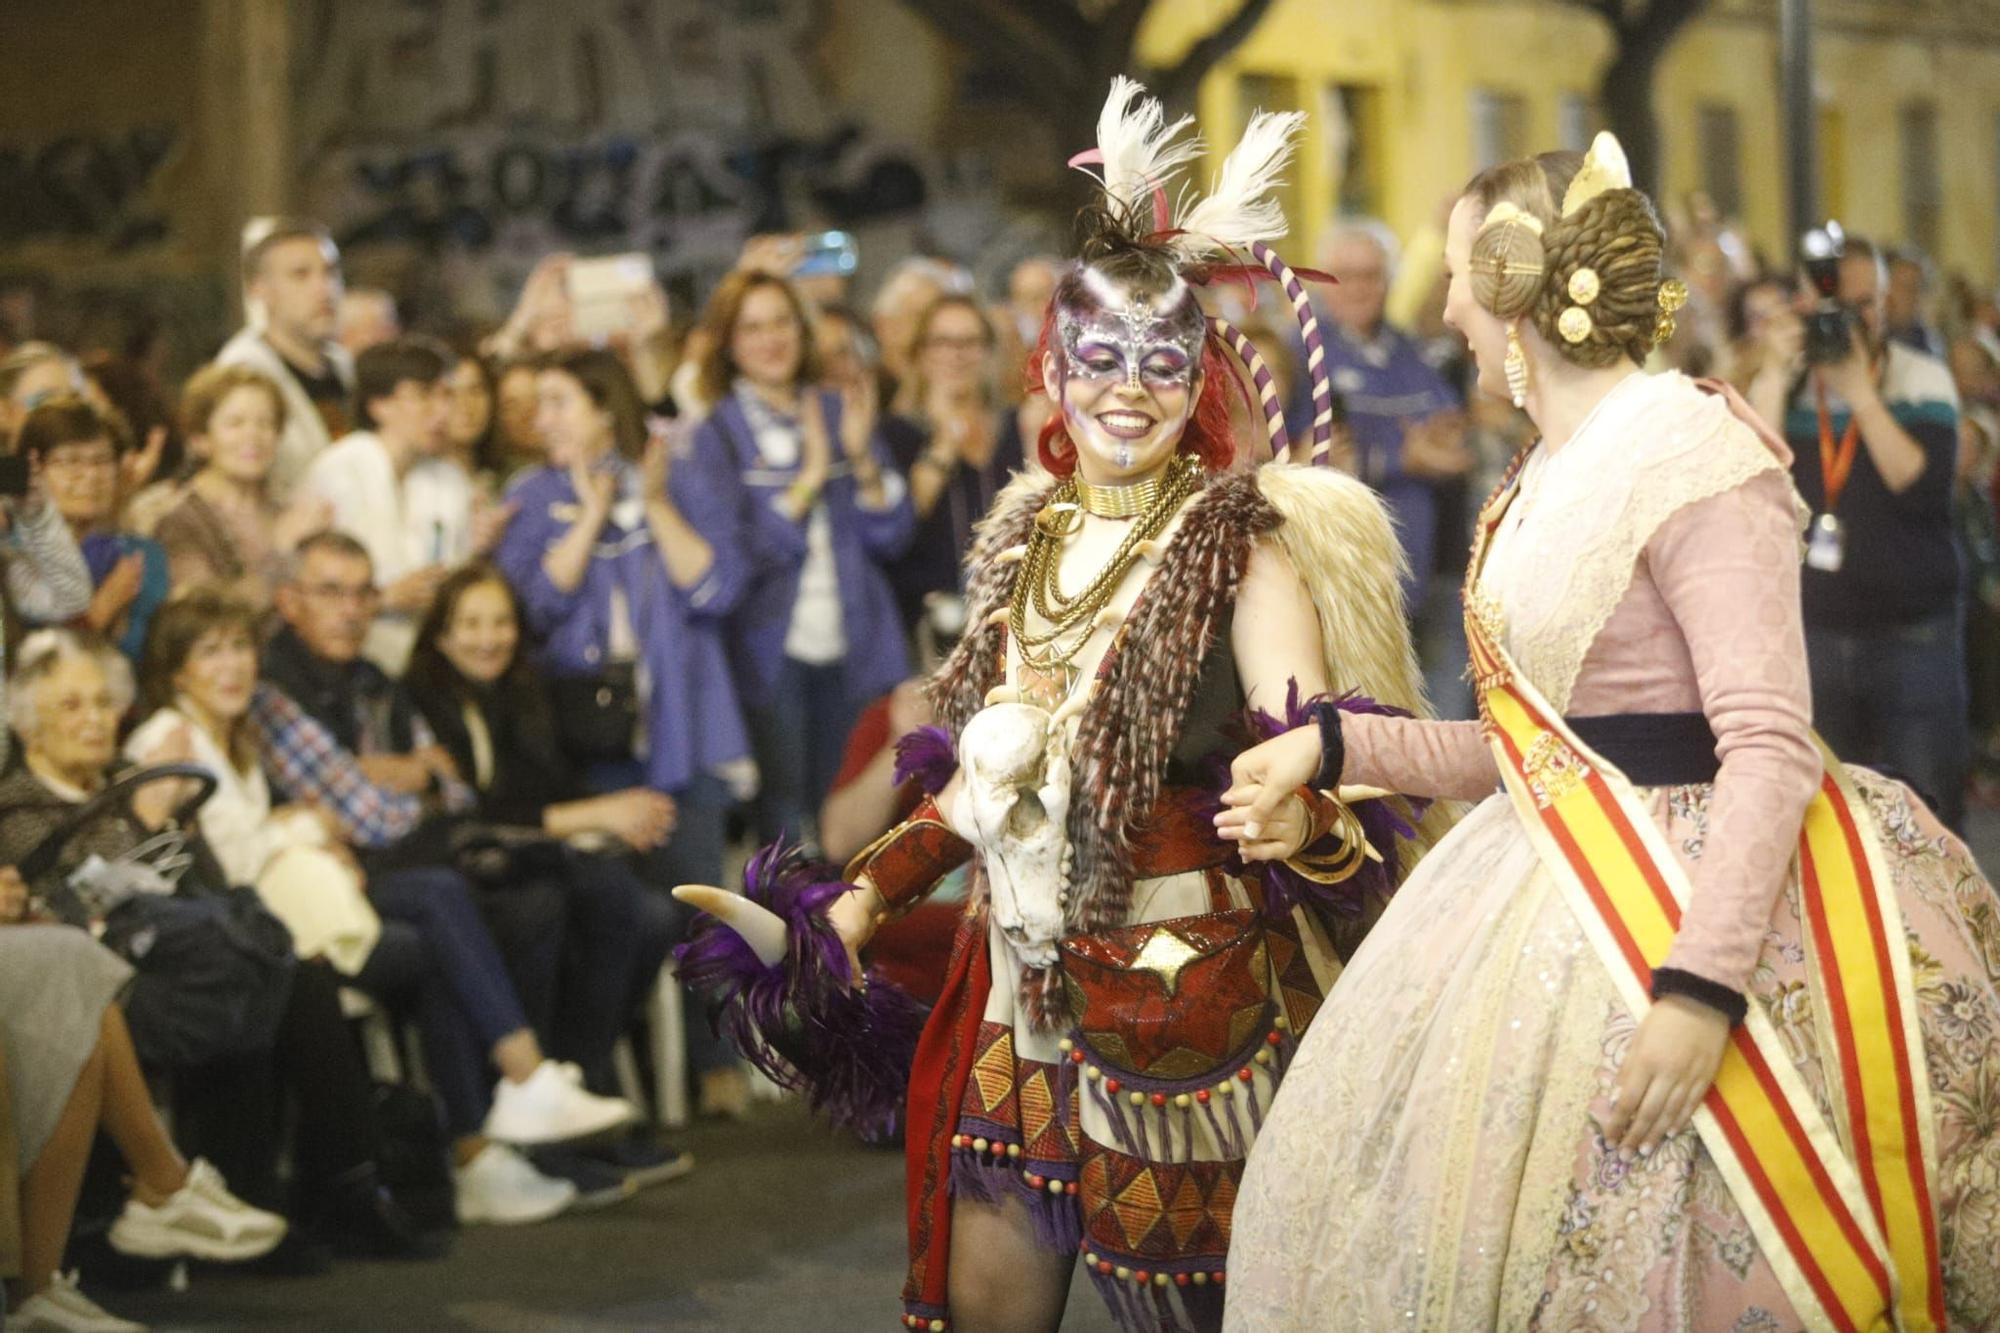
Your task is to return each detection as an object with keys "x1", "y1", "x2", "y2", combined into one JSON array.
[
  {"x1": 1308, "y1": 216, "x2": 1473, "y2": 715},
  {"x1": 870, "y1": 255, "x2": 973, "y2": 393},
  {"x1": 0, "y1": 630, "x2": 436, "y2": 1264}
]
